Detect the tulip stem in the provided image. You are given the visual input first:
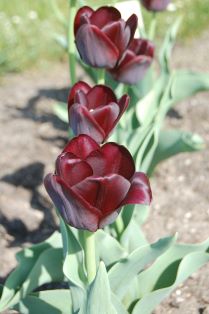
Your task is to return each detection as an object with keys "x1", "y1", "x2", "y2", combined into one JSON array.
[
  {"x1": 68, "y1": 0, "x2": 77, "y2": 86},
  {"x1": 84, "y1": 230, "x2": 96, "y2": 284},
  {"x1": 115, "y1": 215, "x2": 124, "y2": 238},
  {"x1": 149, "y1": 13, "x2": 157, "y2": 40},
  {"x1": 97, "y1": 69, "x2": 105, "y2": 85}
]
